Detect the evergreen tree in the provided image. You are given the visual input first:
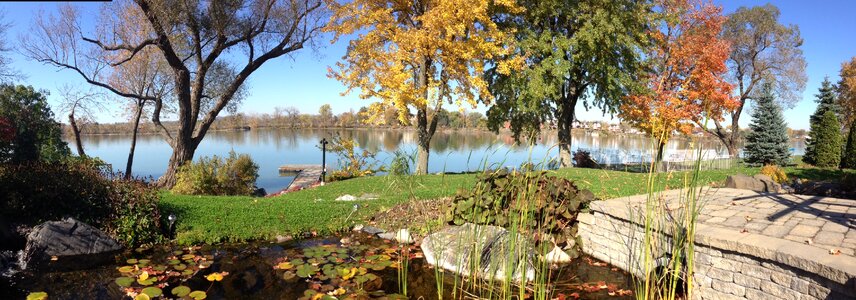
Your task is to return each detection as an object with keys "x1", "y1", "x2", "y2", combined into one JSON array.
[
  {"x1": 804, "y1": 78, "x2": 841, "y2": 165},
  {"x1": 744, "y1": 85, "x2": 790, "y2": 165},
  {"x1": 806, "y1": 110, "x2": 842, "y2": 168},
  {"x1": 842, "y1": 121, "x2": 856, "y2": 169}
]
